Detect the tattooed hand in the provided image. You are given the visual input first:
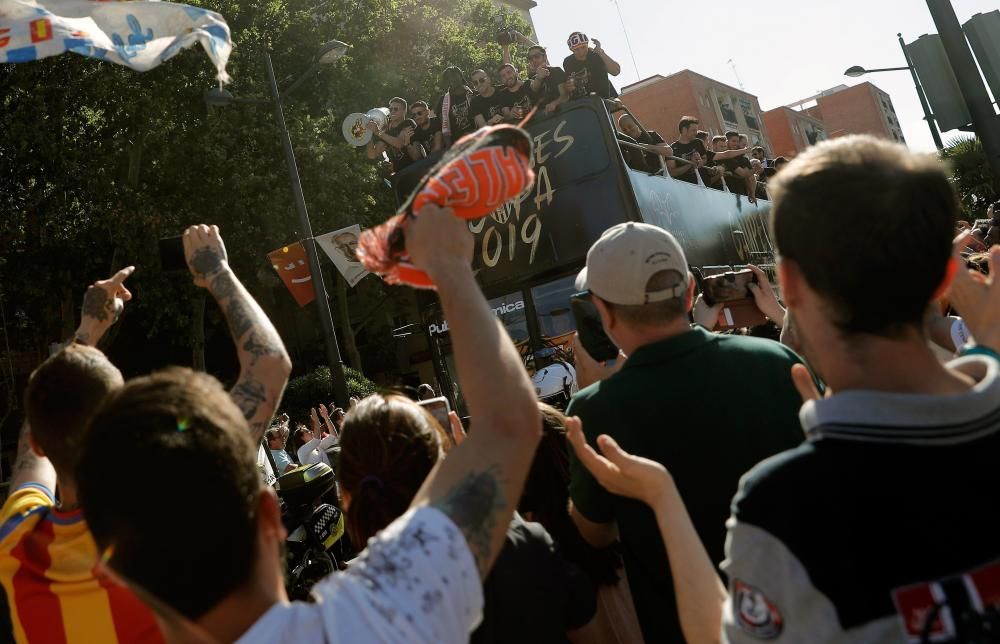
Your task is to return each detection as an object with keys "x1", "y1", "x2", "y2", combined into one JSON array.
[
  {"x1": 75, "y1": 266, "x2": 135, "y2": 345},
  {"x1": 183, "y1": 224, "x2": 230, "y2": 288}
]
